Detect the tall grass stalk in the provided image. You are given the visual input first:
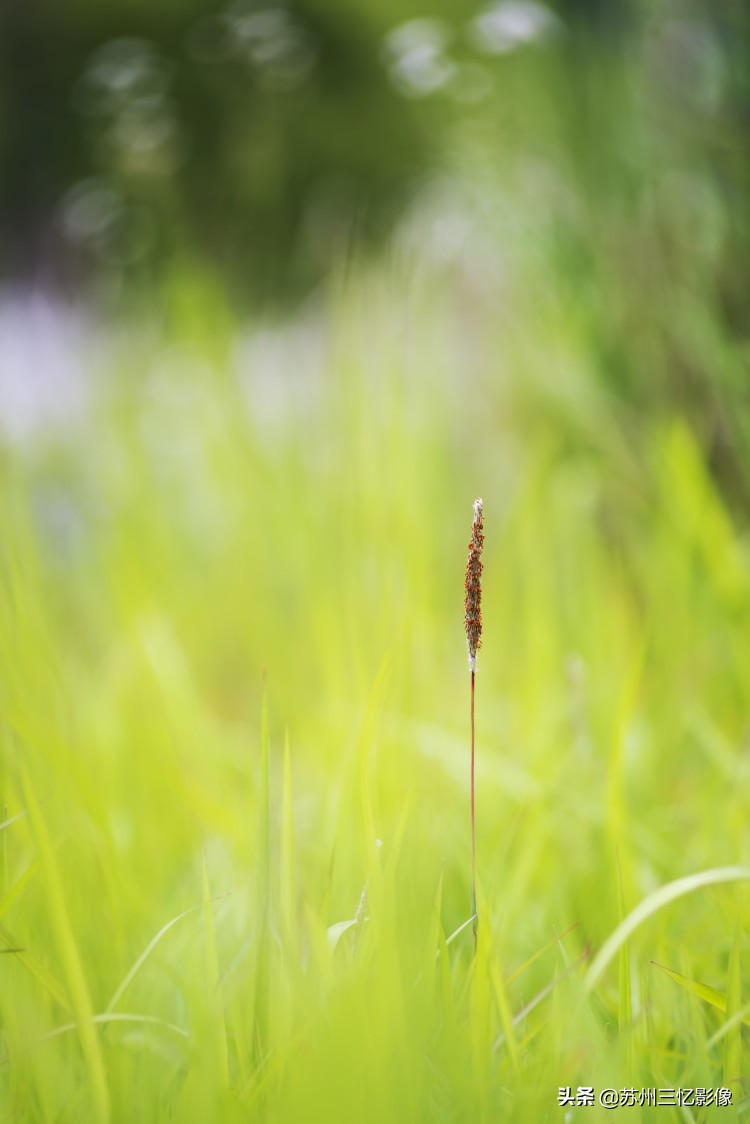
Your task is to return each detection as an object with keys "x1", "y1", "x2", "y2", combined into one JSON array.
[{"x1": 464, "y1": 498, "x2": 484, "y2": 945}]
